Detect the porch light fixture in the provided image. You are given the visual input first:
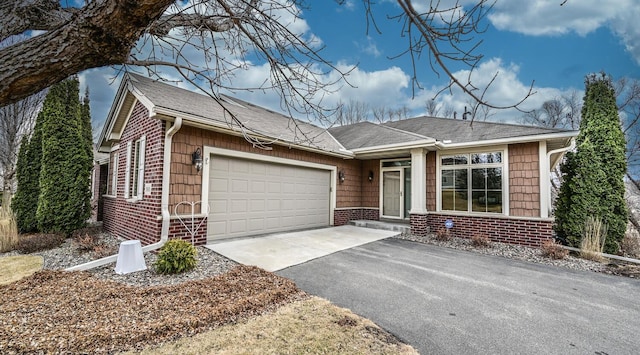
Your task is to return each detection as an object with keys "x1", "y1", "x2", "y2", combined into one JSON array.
[
  {"x1": 192, "y1": 147, "x2": 202, "y2": 172},
  {"x1": 338, "y1": 170, "x2": 345, "y2": 183},
  {"x1": 368, "y1": 170, "x2": 374, "y2": 182}
]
